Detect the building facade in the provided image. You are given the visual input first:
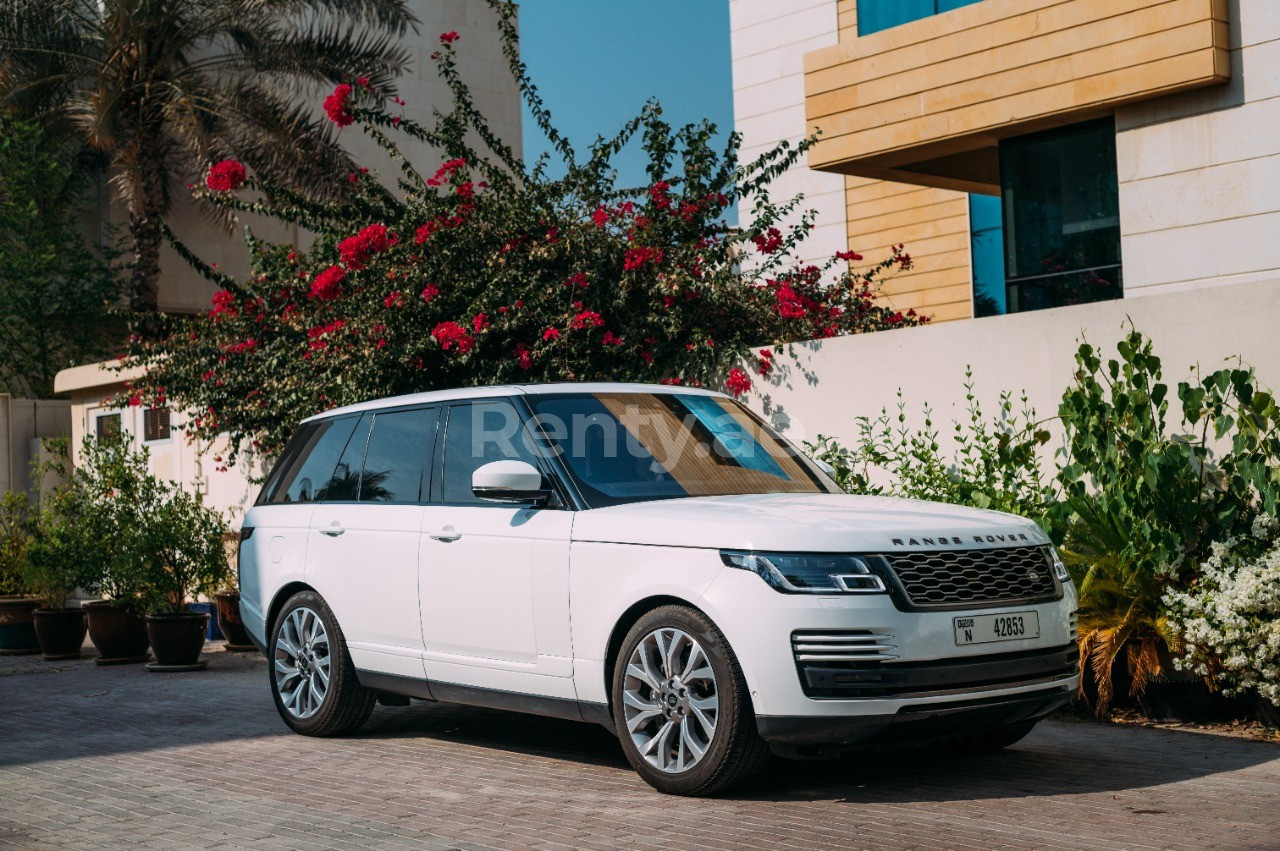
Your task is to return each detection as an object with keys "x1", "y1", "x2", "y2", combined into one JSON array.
[{"x1": 731, "y1": 0, "x2": 1279, "y2": 458}]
